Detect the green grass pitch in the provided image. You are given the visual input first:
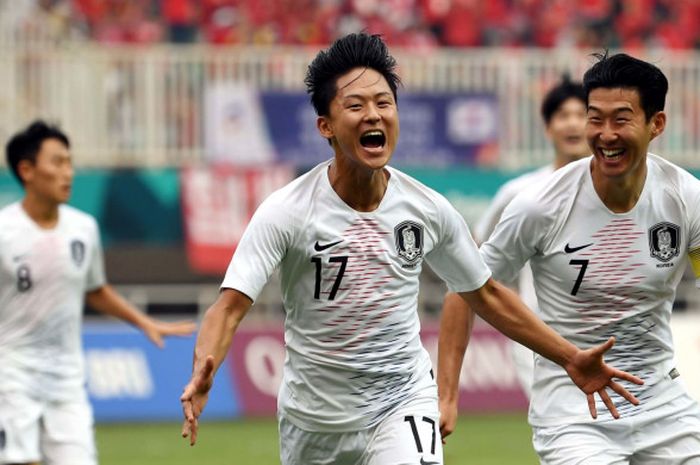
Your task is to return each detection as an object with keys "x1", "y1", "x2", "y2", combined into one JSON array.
[{"x1": 95, "y1": 413, "x2": 538, "y2": 464}]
